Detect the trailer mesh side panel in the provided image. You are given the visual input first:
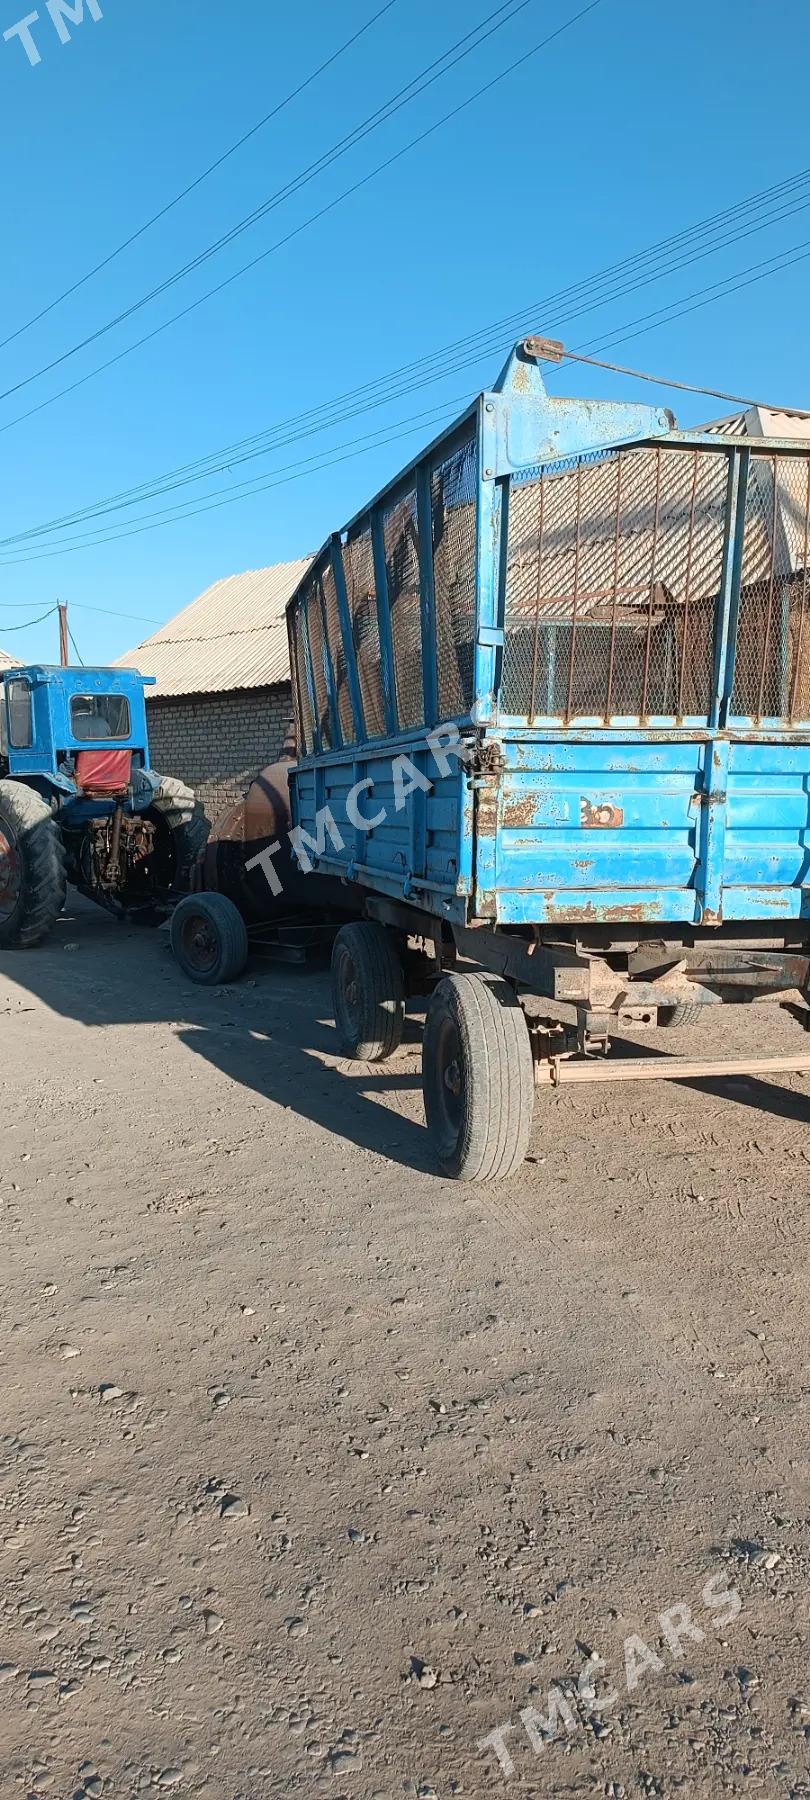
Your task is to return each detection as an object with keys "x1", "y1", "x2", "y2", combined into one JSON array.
[
  {"x1": 503, "y1": 444, "x2": 729, "y2": 721},
  {"x1": 343, "y1": 529, "x2": 385, "y2": 738},
  {"x1": 305, "y1": 583, "x2": 332, "y2": 750},
  {"x1": 384, "y1": 489, "x2": 424, "y2": 730},
  {"x1": 320, "y1": 560, "x2": 353, "y2": 743},
  {"x1": 291, "y1": 598, "x2": 315, "y2": 755},
  {"x1": 432, "y1": 436, "x2": 477, "y2": 718},
  {"x1": 732, "y1": 451, "x2": 810, "y2": 722}
]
